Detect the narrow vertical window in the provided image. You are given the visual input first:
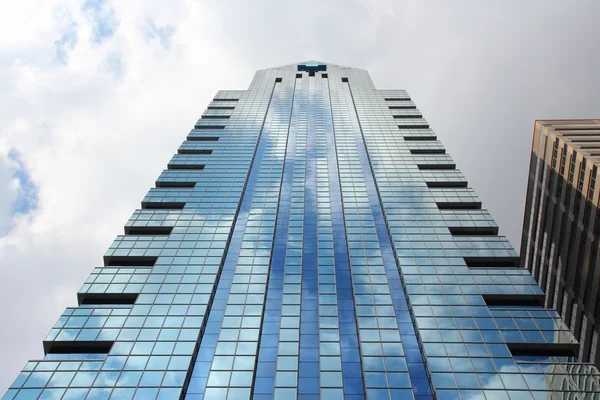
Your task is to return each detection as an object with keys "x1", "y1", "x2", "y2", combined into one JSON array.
[
  {"x1": 568, "y1": 154, "x2": 576, "y2": 184},
  {"x1": 551, "y1": 139, "x2": 559, "y2": 168},
  {"x1": 589, "y1": 165, "x2": 597, "y2": 200},
  {"x1": 559, "y1": 144, "x2": 567, "y2": 175},
  {"x1": 578, "y1": 160, "x2": 586, "y2": 192}
]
